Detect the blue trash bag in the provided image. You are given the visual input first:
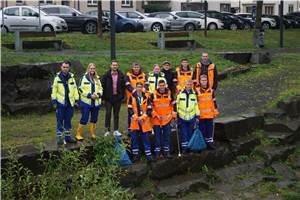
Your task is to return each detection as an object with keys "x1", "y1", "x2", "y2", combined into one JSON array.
[
  {"x1": 115, "y1": 137, "x2": 132, "y2": 166},
  {"x1": 188, "y1": 129, "x2": 207, "y2": 152}
]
